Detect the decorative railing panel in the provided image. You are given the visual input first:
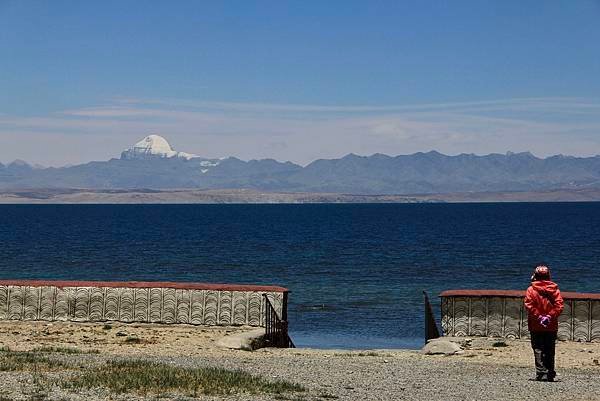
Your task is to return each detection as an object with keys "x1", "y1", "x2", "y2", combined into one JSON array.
[
  {"x1": 440, "y1": 296, "x2": 452, "y2": 335},
  {"x1": 469, "y1": 297, "x2": 486, "y2": 336},
  {"x1": 441, "y1": 290, "x2": 600, "y2": 342},
  {"x1": 0, "y1": 280, "x2": 288, "y2": 328},
  {"x1": 592, "y1": 302, "x2": 600, "y2": 342},
  {"x1": 39, "y1": 287, "x2": 55, "y2": 321},
  {"x1": 487, "y1": 297, "x2": 503, "y2": 337},
  {"x1": 0, "y1": 286, "x2": 8, "y2": 320}
]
